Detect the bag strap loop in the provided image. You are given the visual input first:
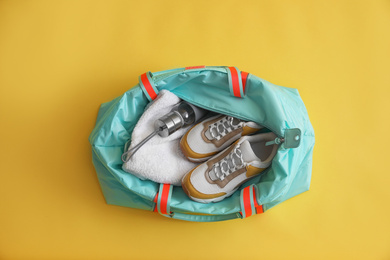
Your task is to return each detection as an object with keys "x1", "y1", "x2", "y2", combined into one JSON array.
[
  {"x1": 154, "y1": 183, "x2": 173, "y2": 216},
  {"x1": 227, "y1": 67, "x2": 249, "y2": 98},
  {"x1": 139, "y1": 72, "x2": 159, "y2": 101},
  {"x1": 240, "y1": 184, "x2": 264, "y2": 218}
]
